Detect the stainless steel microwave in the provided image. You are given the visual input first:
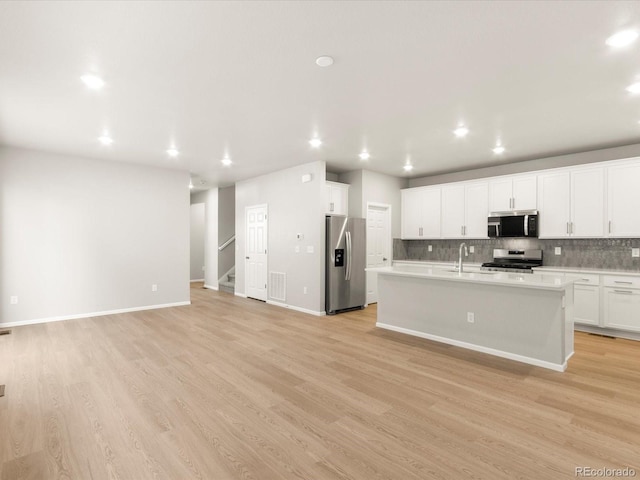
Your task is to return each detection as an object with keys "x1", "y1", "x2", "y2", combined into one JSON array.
[{"x1": 488, "y1": 211, "x2": 539, "y2": 238}]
